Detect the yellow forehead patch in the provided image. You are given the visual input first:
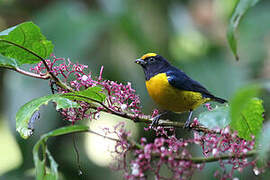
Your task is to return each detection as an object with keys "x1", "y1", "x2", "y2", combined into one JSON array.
[{"x1": 140, "y1": 53, "x2": 157, "y2": 60}]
